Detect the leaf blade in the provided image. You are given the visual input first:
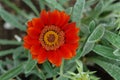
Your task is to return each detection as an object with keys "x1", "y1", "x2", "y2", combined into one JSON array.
[
  {"x1": 0, "y1": 39, "x2": 22, "y2": 45},
  {"x1": 72, "y1": 0, "x2": 85, "y2": 27},
  {"x1": 88, "y1": 24, "x2": 105, "y2": 42},
  {"x1": 22, "y1": 0, "x2": 39, "y2": 16},
  {"x1": 0, "y1": 64, "x2": 23, "y2": 80},
  {"x1": 0, "y1": 8, "x2": 26, "y2": 31},
  {"x1": 104, "y1": 30, "x2": 120, "y2": 49},
  {"x1": 93, "y1": 45, "x2": 120, "y2": 61},
  {"x1": 91, "y1": 58, "x2": 120, "y2": 80}
]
